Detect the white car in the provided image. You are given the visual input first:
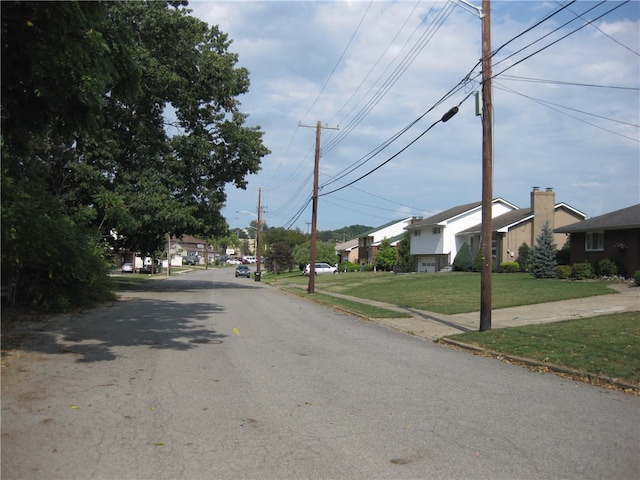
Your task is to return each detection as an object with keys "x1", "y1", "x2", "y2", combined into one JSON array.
[
  {"x1": 226, "y1": 258, "x2": 242, "y2": 265},
  {"x1": 303, "y1": 263, "x2": 338, "y2": 276}
]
